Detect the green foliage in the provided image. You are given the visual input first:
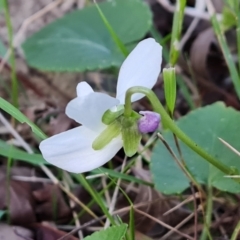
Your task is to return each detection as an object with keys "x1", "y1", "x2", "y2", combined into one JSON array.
[
  {"x1": 210, "y1": 11, "x2": 240, "y2": 99},
  {"x1": 83, "y1": 224, "x2": 127, "y2": 240},
  {"x1": 0, "y1": 140, "x2": 47, "y2": 165},
  {"x1": 221, "y1": 7, "x2": 237, "y2": 31},
  {"x1": 74, "y1": 174, "x2": 116, "y2": 225},
  {"x1": 94, "y1": 1, "x2": 128, "y2": 57},
  {"x1": 0, "y1": 97, "x2": 47, "y2": 139},
  {"x1": 0, "y1": 0, "x2": 3, "y2": 10},
  {"x1": 22, "y1": 0, "x2": 152, "y2": 72},
  {"x1": 151, "y1": 102, "x2": 240, "y2": 194},
  {"x1": 169, "y1": 0, "x2": 186, "y2": 65}
]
